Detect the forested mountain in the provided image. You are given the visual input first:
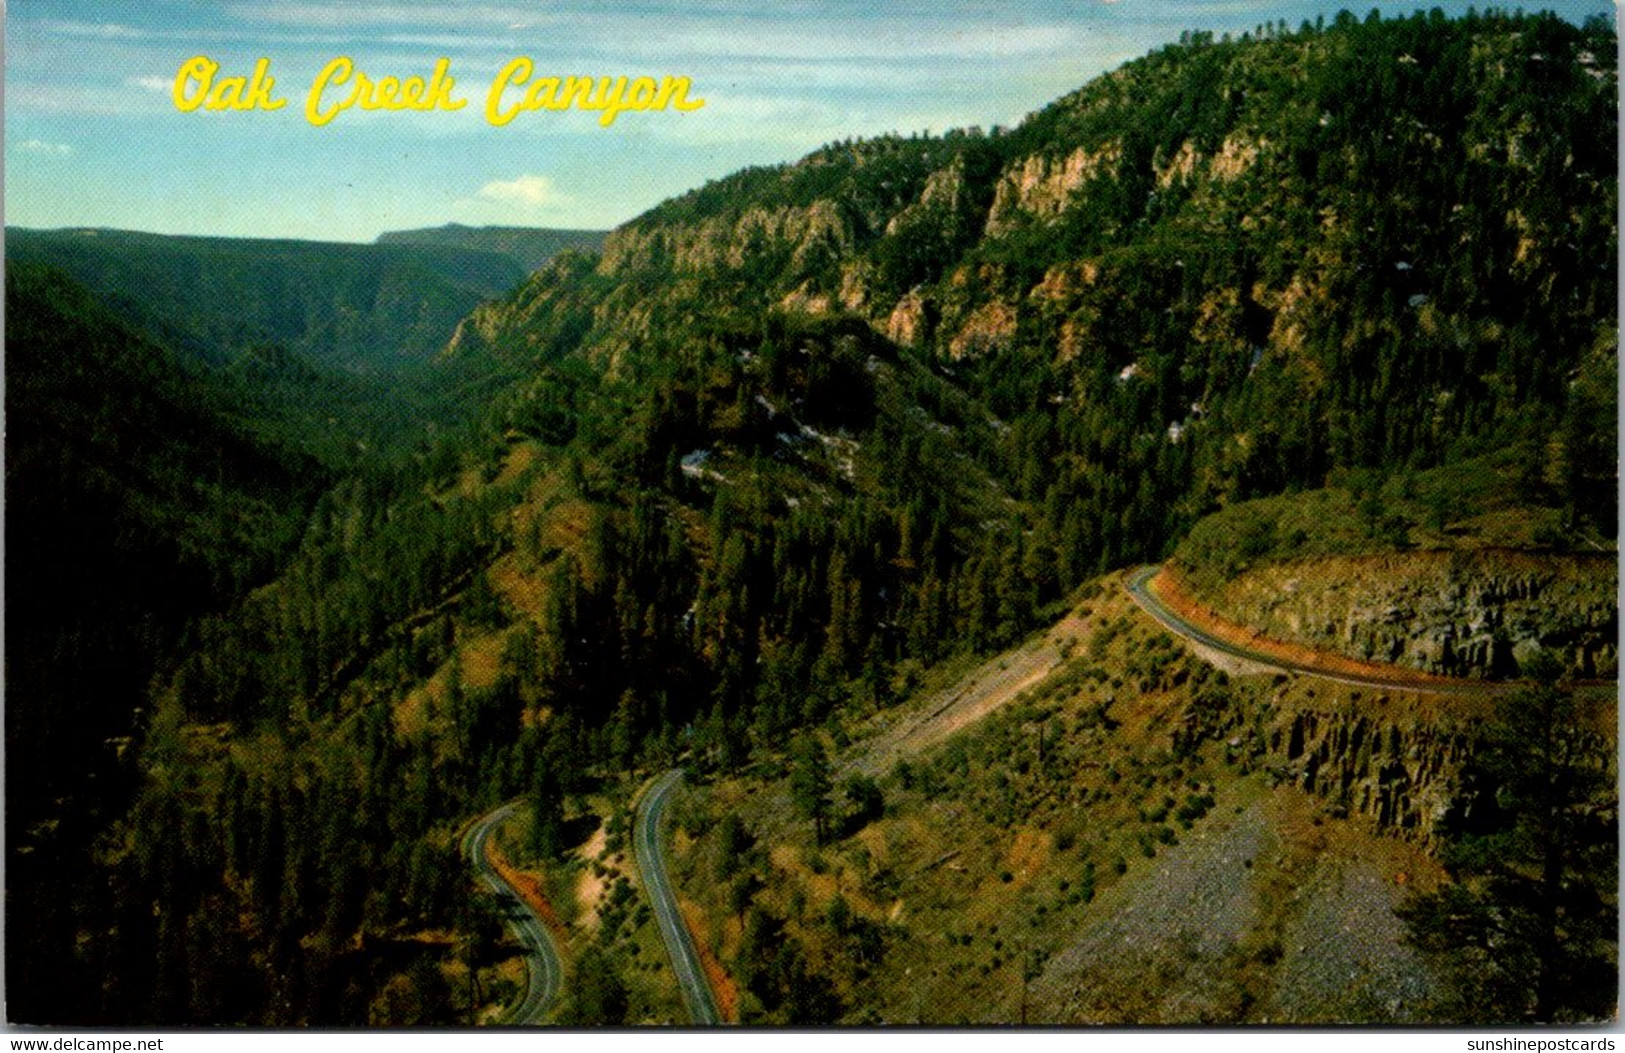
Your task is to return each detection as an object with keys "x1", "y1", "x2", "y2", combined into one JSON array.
[
  {"x1": 5, "y1": 228, "x2": 546, "y2": 463},
  {"x1": 455, "y1": 7, "x2": 1615, "y2": 561},
  {"x1": 3, "y1": 239, "x2": 530, "y2": 1021},
  {"x1": 376, "y1": 224, "x2": 607, "y2": 274},
  {"x1": 6, "y1": 264, "x2": 321, "y2": 792},
  {"x1": 6, "y1": 265, "x2": 328, "y2": 1020},
  {"x1": 6, "y1": 8, "x2": 1615, "y2": 1027},
  {"x1": 7, "y1": 227, "x2": 523, "y2": 369}
]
